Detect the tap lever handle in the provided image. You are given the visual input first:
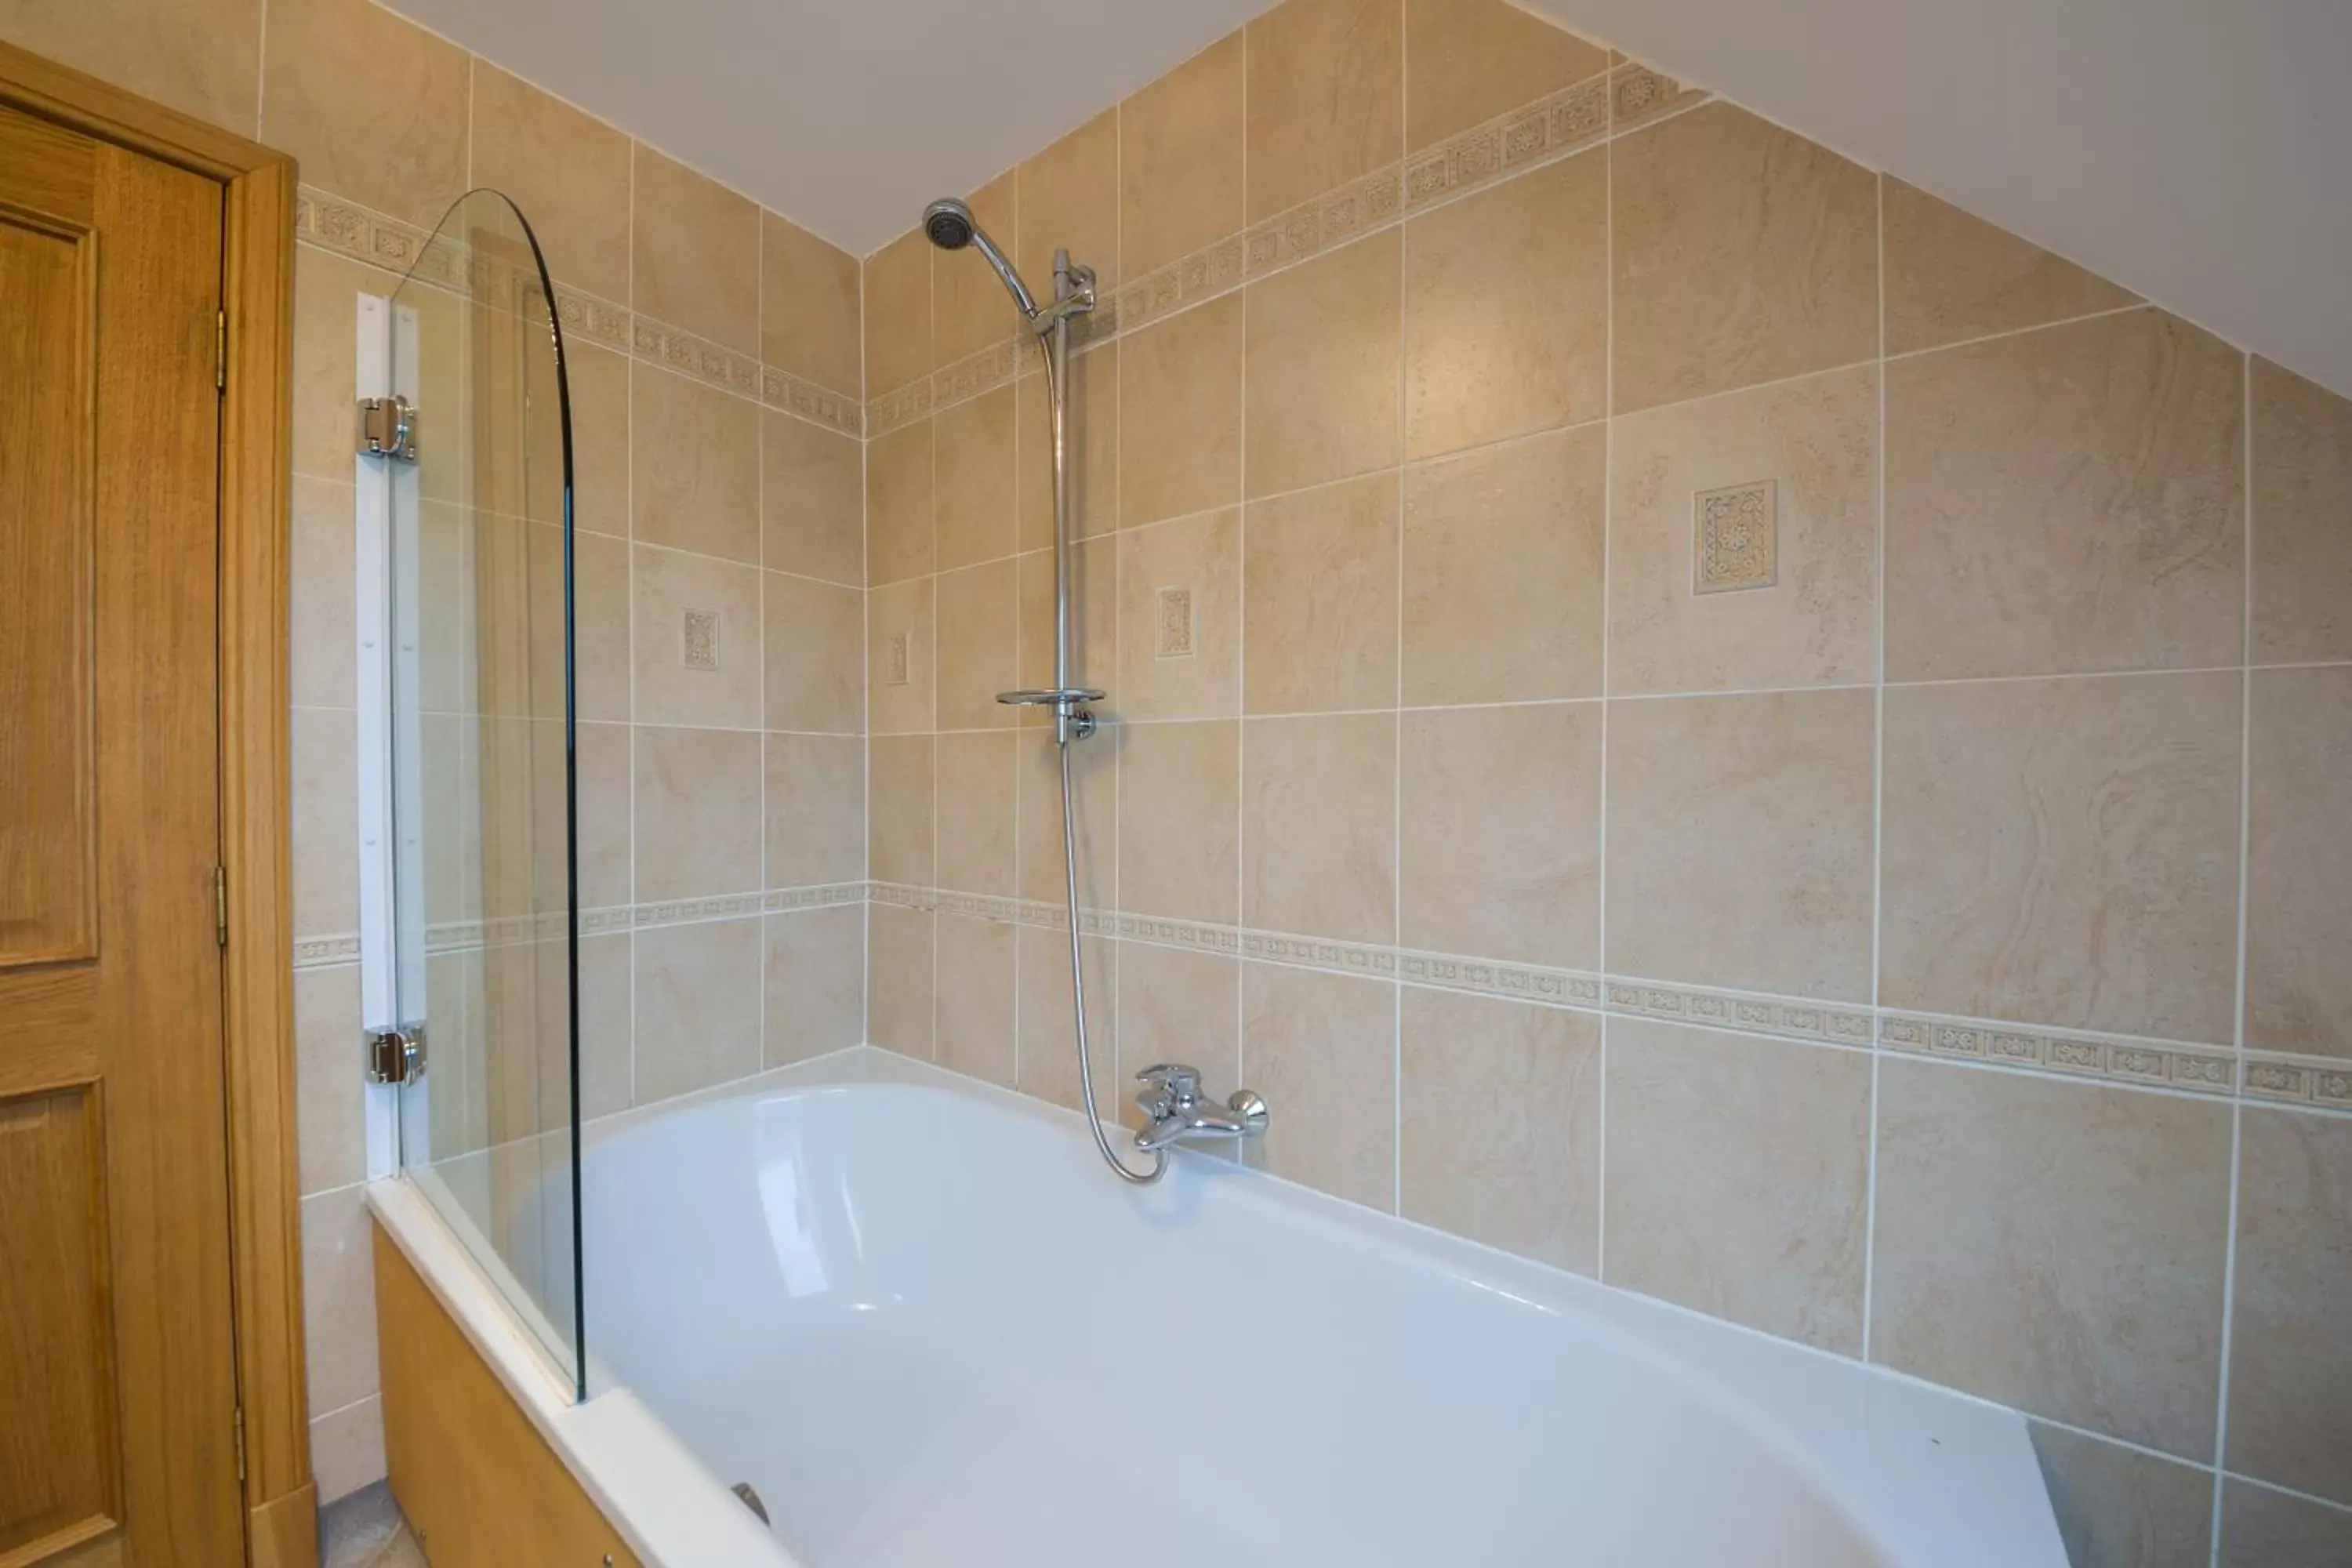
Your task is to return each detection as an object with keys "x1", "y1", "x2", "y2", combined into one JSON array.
[{"x1": 1135, "y1": 1062, "x2": 1201, "y2": 1100}]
